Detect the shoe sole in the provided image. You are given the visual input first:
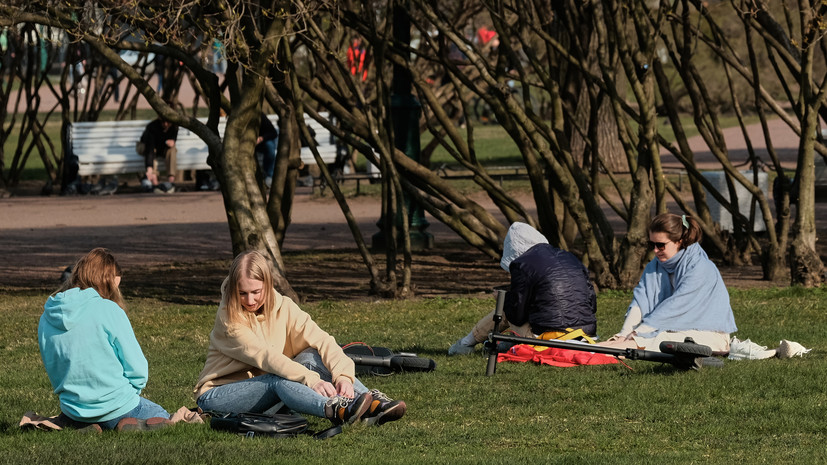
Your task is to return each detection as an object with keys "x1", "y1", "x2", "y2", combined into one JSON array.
[
  {"x1": 364, "y1": 401, "x2": 407, "y2": 426},
  {"x1": 116, "y1": 416, "x2": 171, "y2": 432}
]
